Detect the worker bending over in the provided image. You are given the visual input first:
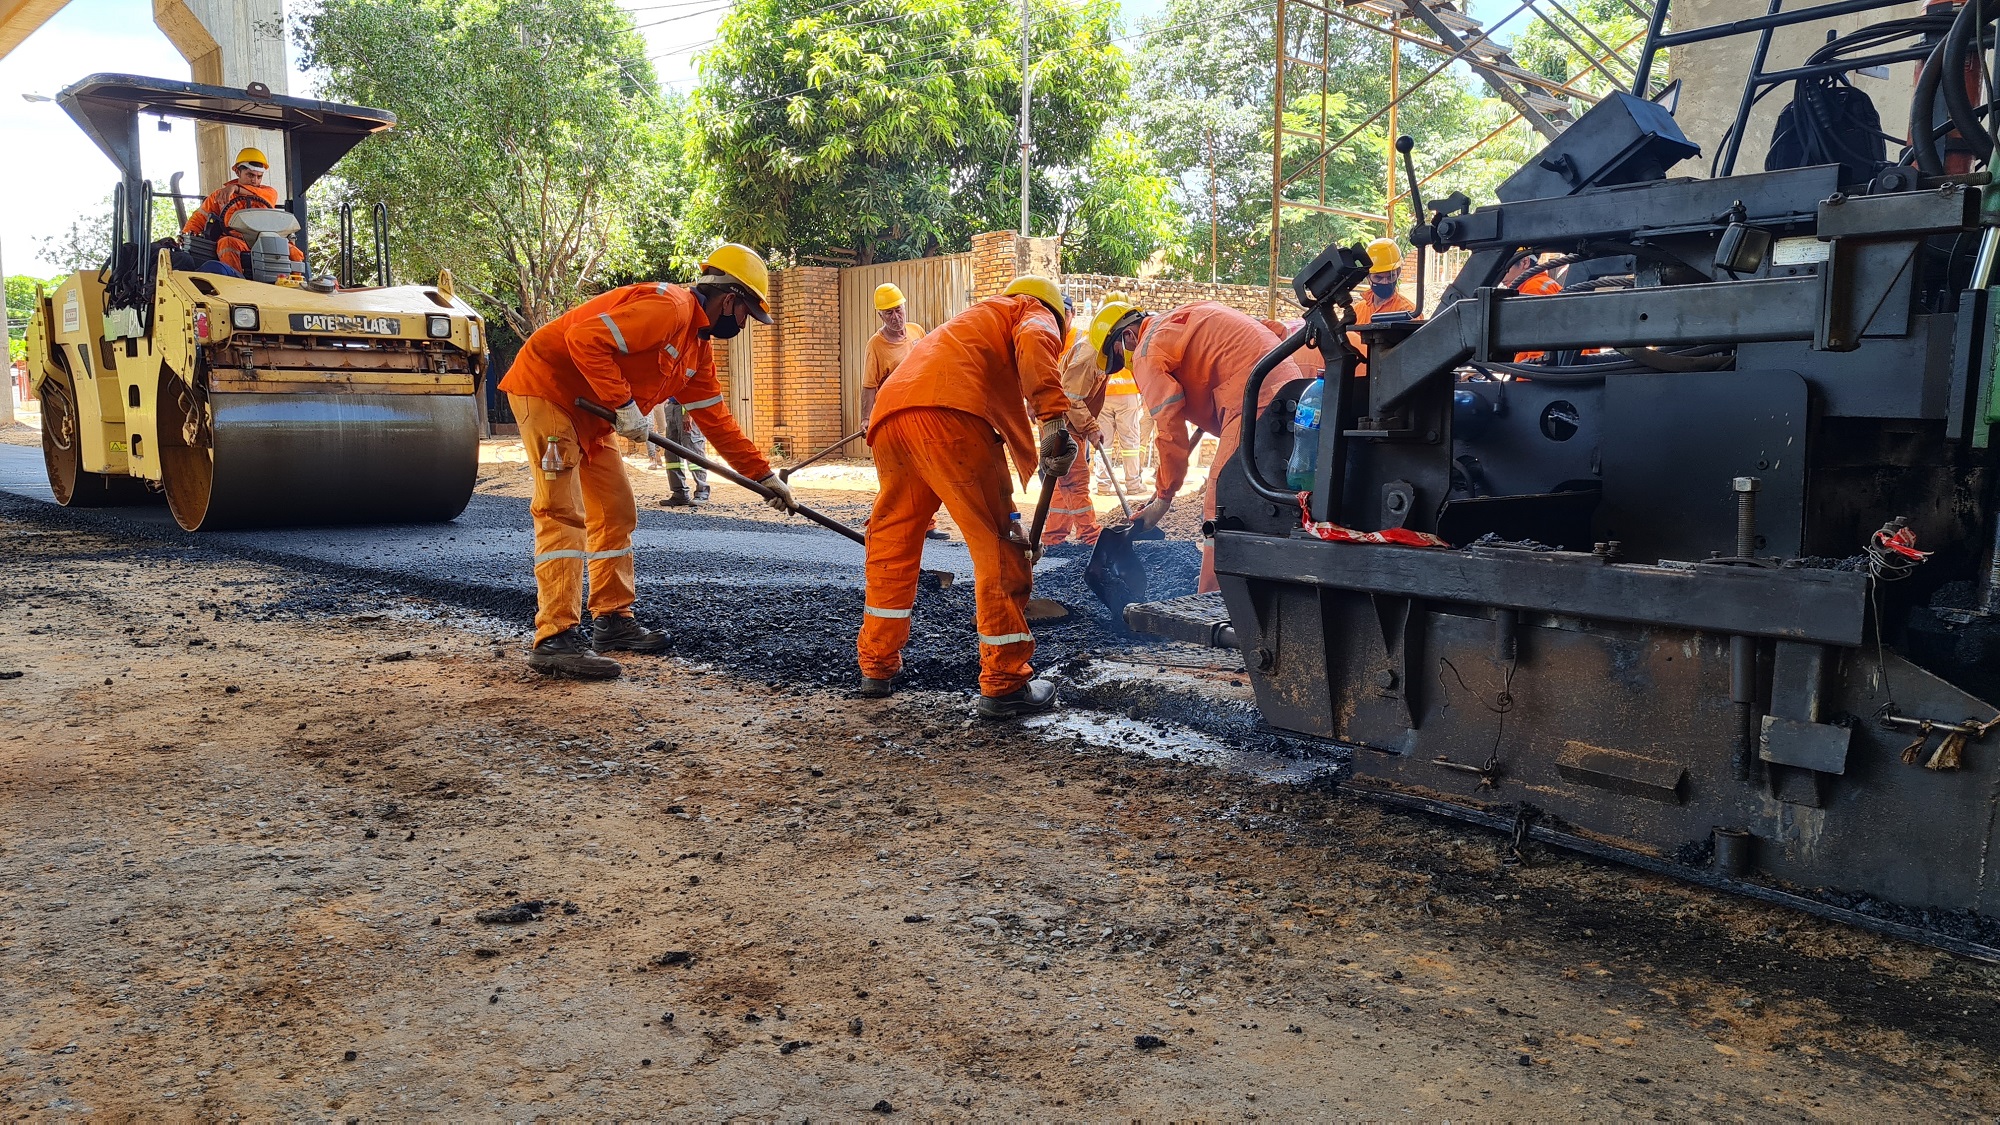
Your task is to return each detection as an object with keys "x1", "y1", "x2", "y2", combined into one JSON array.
[
  {"x1": 1097, "y1": 292, "x2": 1148, "y2": 494},
  {"x1": 1043, "y1": 315, "x2": 1109, "y2": 546},
  {"x1": 179, "y1": 148, "x2": 304, "y2": 276},
  {"x1": 857, "y1": 276, "x2": 1075, "y2": 717},
  {"x1": 501, "y1": 244, "x2": 796, "y2": 679},
  {"x1": 1103, "y1": 301, "x2": 1305, "y2": 593}
]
